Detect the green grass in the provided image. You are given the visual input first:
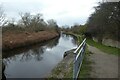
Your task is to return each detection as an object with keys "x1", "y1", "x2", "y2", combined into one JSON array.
[
  {"x1": 64, "y1": 61, "x2": 73, "y2": 79},
  {"x1": 62, "y1": 32, "x2": 92, "y2": 78},
  {"x1": 74, "y1": 35, "x2": 92, "y2": 78},
  {"x1": 64, "y1": 32, "x2": 92, "y2": 78},
  {"x1": 78, "y1": 47, "x2": 92, "y2": 78},
  {"x1": 87, "y1": 39, "x2": 120, "y2": 56}
]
